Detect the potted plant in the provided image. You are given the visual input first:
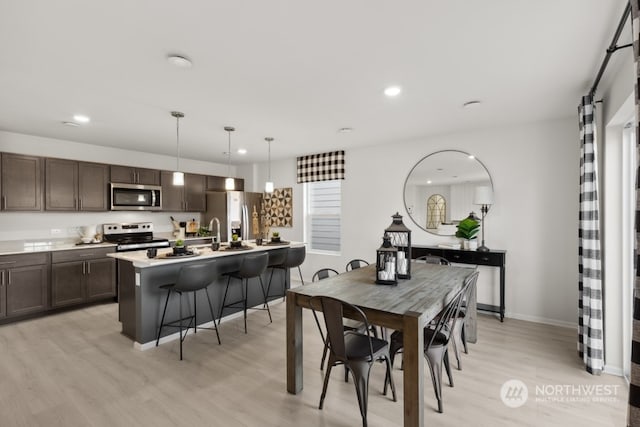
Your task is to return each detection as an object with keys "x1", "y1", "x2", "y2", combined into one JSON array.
[
  {"x1": 271, "y1": 231, "x2": 281, "y2": 243},
  {"x1": 455, "y1": 217, "x2": 480, "y2": 250},
  {"x1": 230, "y1": 234, "x2": 242, "y2": 248},
  {"x1": 173, "y1": 239, "x2": 187, "y2": 255}
]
